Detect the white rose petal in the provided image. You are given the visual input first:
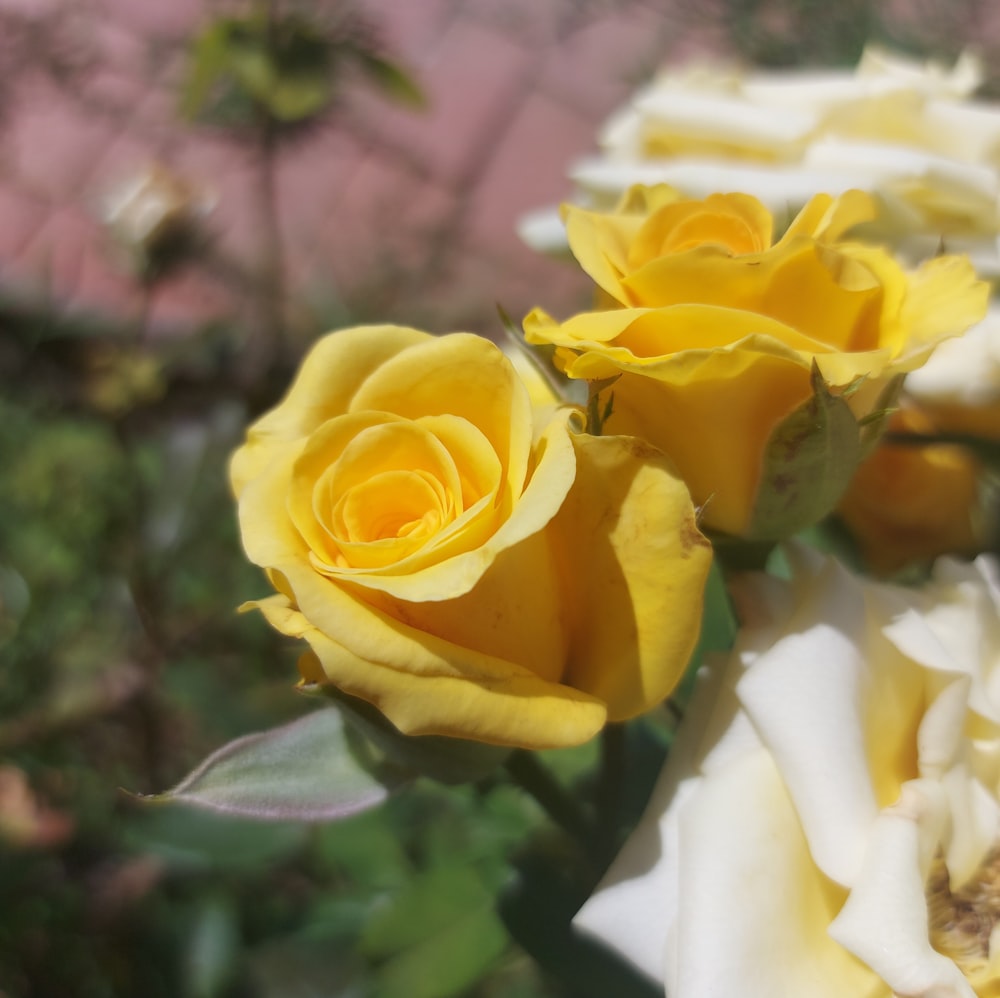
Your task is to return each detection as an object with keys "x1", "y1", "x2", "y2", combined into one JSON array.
[
  {"x1": 576, "y1": 547, "x2": 1000, "y2": 997},
  {"x1": 521, "y1": 45, "x2": 1000, "y2": 272},
  {"x1": 905, "y1": 306, "x2": 1000, "y2": 407}
]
